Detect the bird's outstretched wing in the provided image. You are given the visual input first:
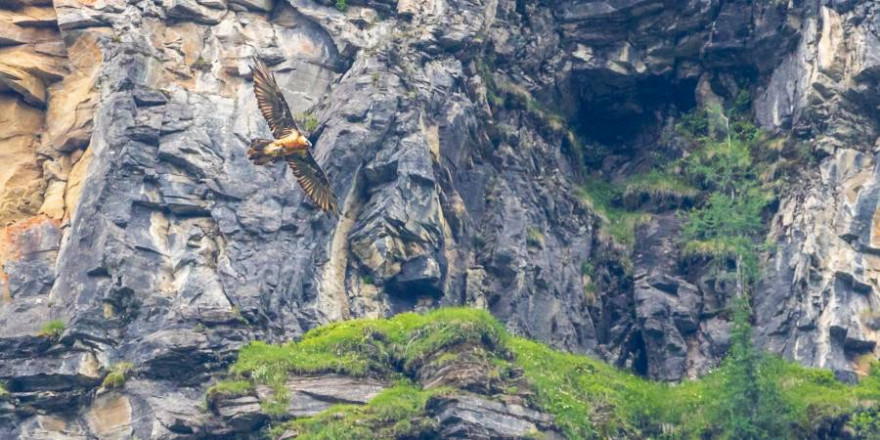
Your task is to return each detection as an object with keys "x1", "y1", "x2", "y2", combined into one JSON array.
[
  {"x1": 286, "y1": 150, "x2": 340, "y2": 218},
  {"x1": 251, "y1": 58, "x2": 298, "y2": 139}
]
